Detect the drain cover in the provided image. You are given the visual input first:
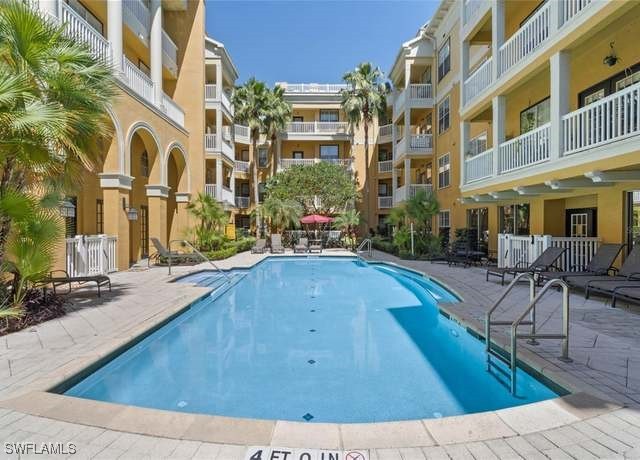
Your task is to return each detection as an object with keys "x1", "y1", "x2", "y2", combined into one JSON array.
[
  {"x1": 307, "y1": 359, "x2": 316, "y2": 364},
  {"x1": 302, "y1": 413, "x2": 314, "y2": 421}
]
